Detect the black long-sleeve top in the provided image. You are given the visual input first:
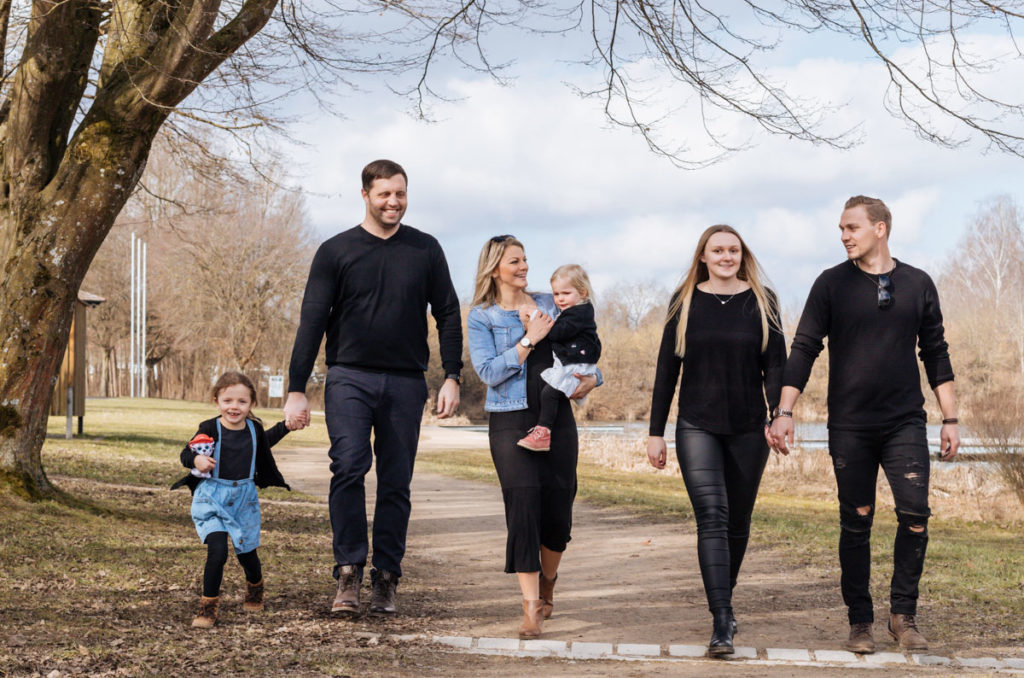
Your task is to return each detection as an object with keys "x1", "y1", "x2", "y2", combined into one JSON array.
[
  {"x1": 782, "y1": 259, "x2": 954, "y2": 430},
  {"x1": 649, "y1": 288, "x2": 786, "y2": 436},
  {"x1": 548, "y1": 303, "x2": 601, "y2": 364},
  {"x1": 287, "y1": 225, "x2": 463, "y2": 392},
  {"x1": 170, "y1": 417, "x2": 290, "y2": 494}
]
